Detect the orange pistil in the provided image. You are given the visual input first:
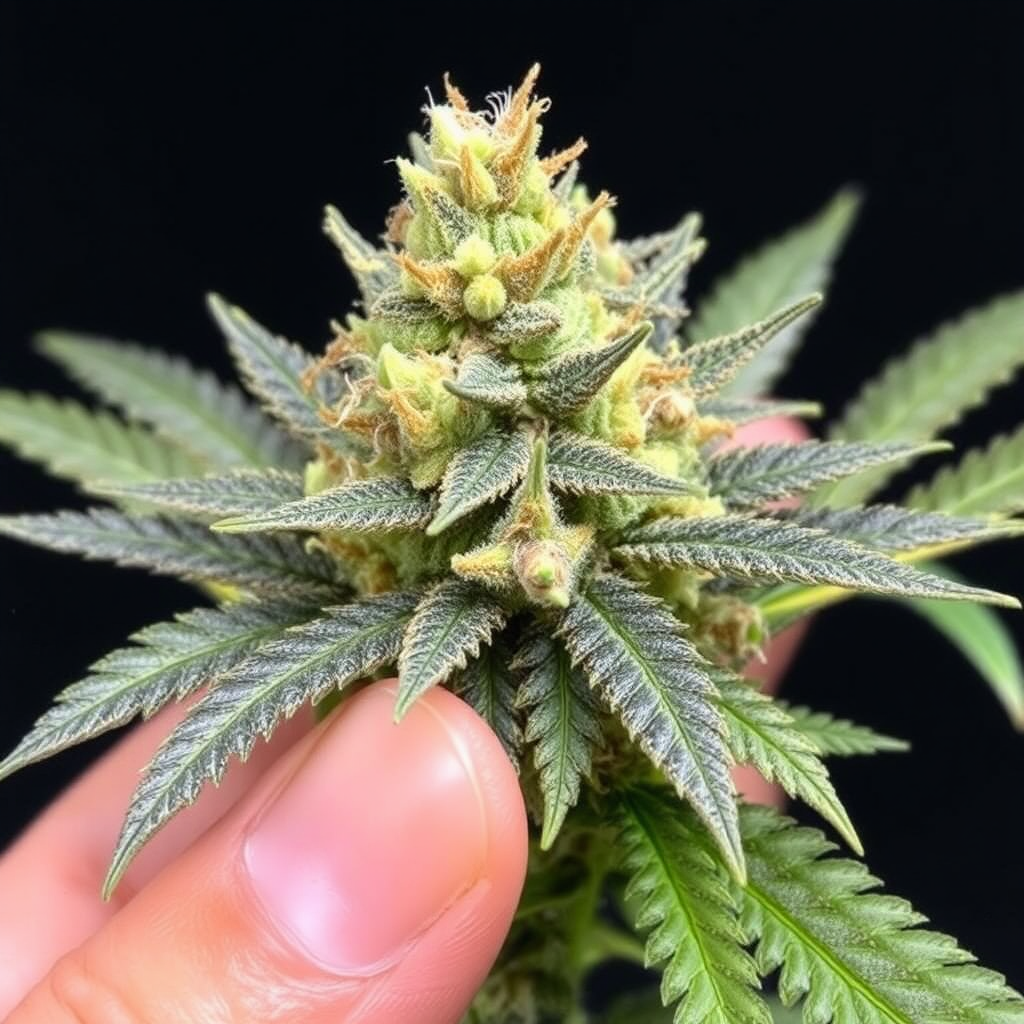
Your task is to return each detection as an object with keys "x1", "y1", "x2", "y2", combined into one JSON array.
[
  {"x1": 640, "y1": 364, "x2": 691, "y2": 387},
  {"x1": 497, "y1": 63, "x2": 542, "y2": 137},
  {"x1": 557, "y1": 190, "x2": 615, "y2": 276},
  {"x1": 385, "y1": 201, "x2": 413, "y2": 245},
  {"x1": 496, "y1": 226, "x2": 566, "y2": 301},
  {"x1": 303, "y1": 331, "x2": 358, "y2": 393},
  {"x1": 693, "y1": 415, "x2": 735, "y2": 445},
  {"x1": 443, "y1": 71, "x2": 470, "y2": 111},
  {"x1": 393, "y1": 252, "x2": 464, "y2": 316},
  {"x1": 613, "y1": 301, "x2": 647, "y2": 331},
  {"x1": 384, "y1": 388, "x2": 435, "y2": 444},
  {"x1": 492, "y1": 100, "x2": 544, "y2": 206},
  {"x1": 540, "y1": 137, "x2": 588, "y2": 177}
]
